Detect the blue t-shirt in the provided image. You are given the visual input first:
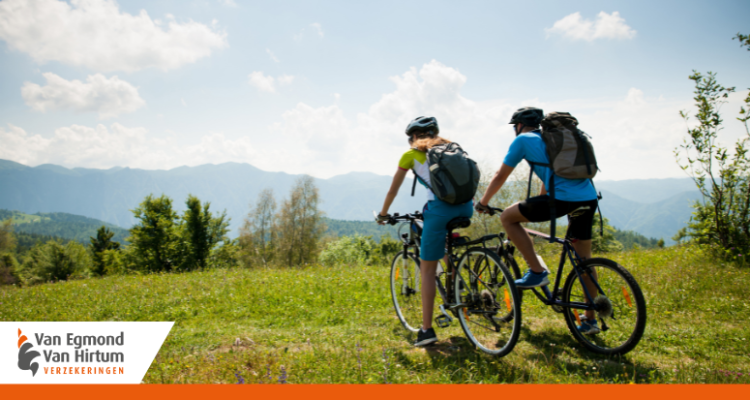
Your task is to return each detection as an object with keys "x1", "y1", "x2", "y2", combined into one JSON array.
[{"x1": 503, "y1": 130, "x2": 597, "y2": 202}]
